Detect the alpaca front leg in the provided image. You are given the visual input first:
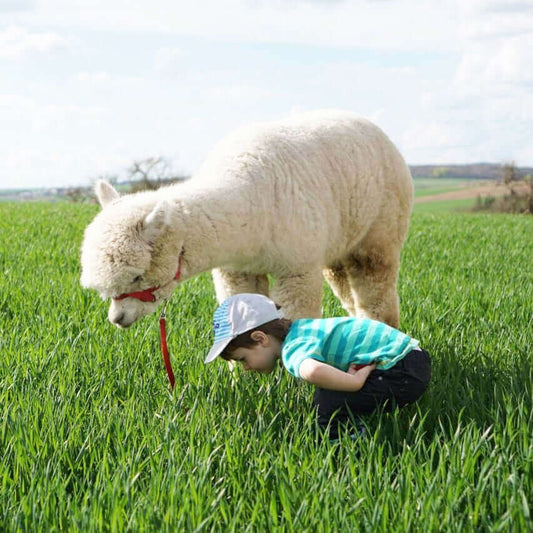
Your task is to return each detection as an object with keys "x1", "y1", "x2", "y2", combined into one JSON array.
[
  {"x1": 270, "y1": 268, "x2": 323, "y2": 319},
  {"x1": 211, "y1": 269, "x2": 269, "y2": 303}
]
